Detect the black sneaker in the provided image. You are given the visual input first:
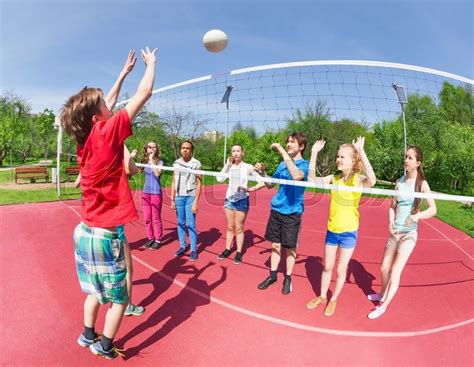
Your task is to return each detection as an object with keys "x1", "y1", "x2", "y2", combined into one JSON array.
[
  {"x1": 217, "y1": 249, "x2": 231, "y2": 260},
  {"x1": 150, "y1": 241, "x2": 162, "y2": 250},
  {"x1": 282, "y1": 277, "x2": 292, "y2": 295},
  {"x1": 233, "y1": 252, "x2": 243, "y2": 265},
  {"x1": 143, "y1": 239, "x2": 155, "y2": 248},
  {"x1": 258, "y1": 276, "x2": 277, "y2": 290},
  {"x1": 175, "y1": 248, "x2": 186, "y2": 257}
]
